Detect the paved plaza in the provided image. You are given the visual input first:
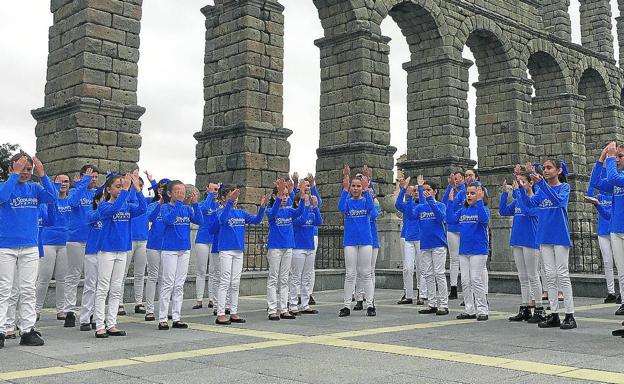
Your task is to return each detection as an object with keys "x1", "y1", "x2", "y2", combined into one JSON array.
[{"x1": 2, "y1": 289, "x2": 624, "y2": 384}]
